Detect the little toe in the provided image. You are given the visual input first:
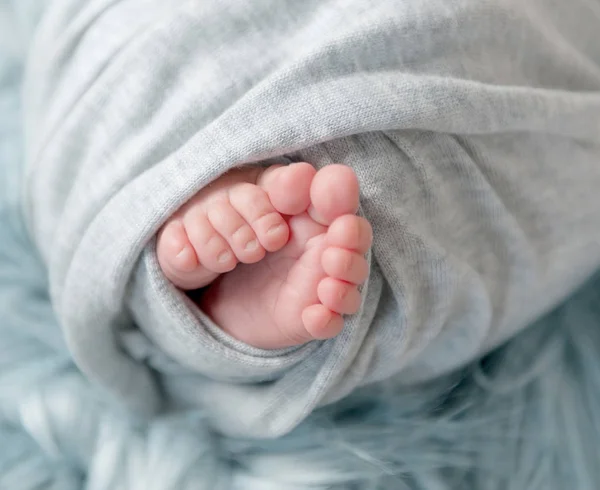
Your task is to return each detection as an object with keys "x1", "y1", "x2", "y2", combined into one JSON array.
[
  {"x1": 308, "y1": 164, "x2": 360, "y2": 225},
  {"x1": 156, "y1": 220, "x2": 220, "y2": 289},
  {"x1": 229, "y1": 182, "x2": 289, "y2": 252},
  {"x1": 157, "y1": 220, "x2": 198, "y2": 273},
  {"x1": 184, "y1": 208, "x2": 237, "y2": 273},
  {"x1": 326, "y1": 215, "x2": 373, "y2": 254},
  {"x1": 317, "y1": 277, "x2": 362, "y2": 315},
  {"x1": 207, "y1": 198, "x2": 265, "y2": 264},
  {"x1": 321, "y1": 247, "x2": 369, "y2": 285},
  {"x1": 301, "y1": 304, "x2": 344, "y2": 340},
  {"x1": 257, "y1": 162, "x2": 316, "y2": 215}
]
